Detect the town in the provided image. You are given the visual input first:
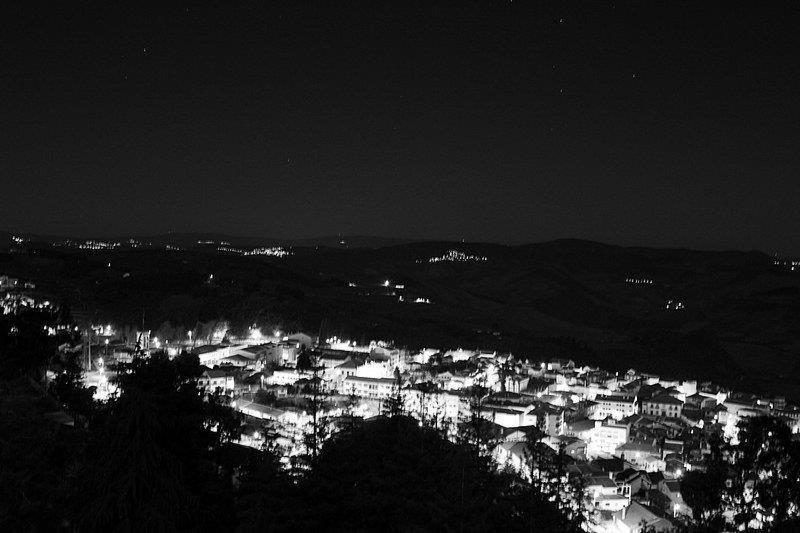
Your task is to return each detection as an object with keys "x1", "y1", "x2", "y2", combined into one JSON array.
[{"x1": 43, "y1": 309, "x2": 798, "y2": 532}]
